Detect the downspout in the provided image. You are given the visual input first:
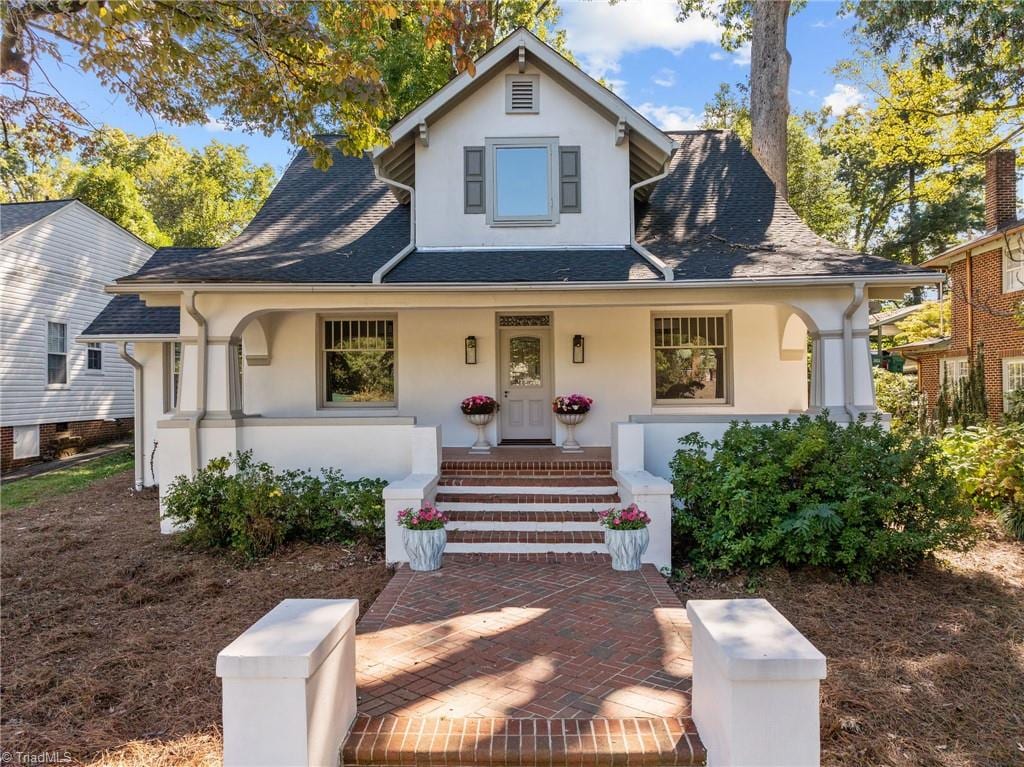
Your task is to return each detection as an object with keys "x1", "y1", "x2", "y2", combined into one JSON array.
[
  {"x1": 117, "y1": 342, "x2": 145, "y2": 491},
  {"x1": 183, "y1": 290, "x2": 207, "y2": 471},
  {"x1": 842, "y1": 281, "x2": 867, "y2": 420},
  {"x1": 629, "y1": 156, "x2": 676, "y2": 282},
  {"x1": 372, "y1": 160, "x2": 416, "y2": 284}
]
